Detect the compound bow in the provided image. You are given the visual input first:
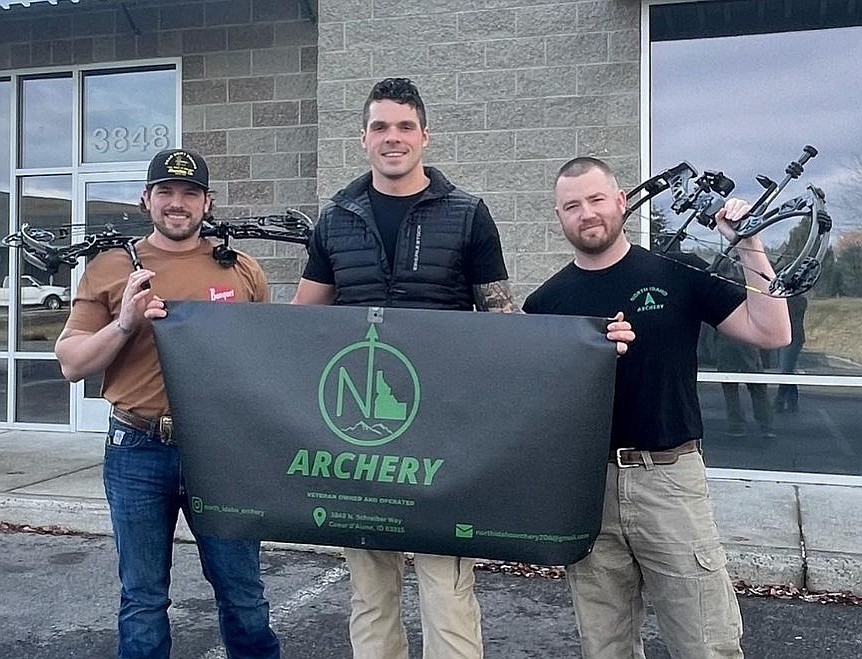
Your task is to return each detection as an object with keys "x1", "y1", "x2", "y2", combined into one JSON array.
[
  {"x1": 1, "y1": 209, "x2": 314, "y2": 288},
  {"x1": 625, "y1": 146, "x2": 832, "y2": 297}
]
